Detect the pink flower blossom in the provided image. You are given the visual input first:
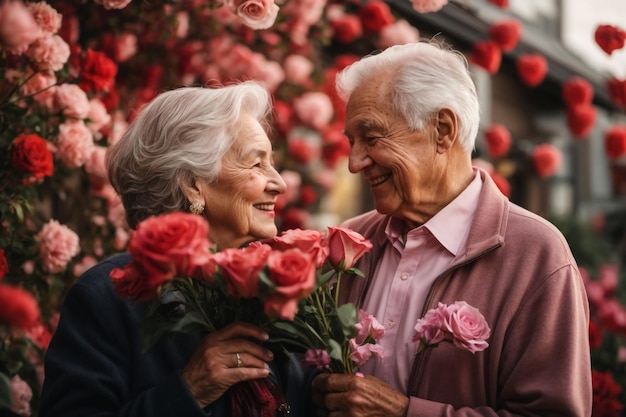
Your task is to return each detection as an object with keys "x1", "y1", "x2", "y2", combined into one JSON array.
[
  {"x1": 26, "y1": 34, "x2": 70, "y2": 71},
  {"x1": 28, "y1": 1, "x2": 62, "y2": 34},
  {"x1": 284, "y1": 54, "x2": 314, "y2": 85},
  {"x1": 293, "y1": 92, "x2": 334, "y2": 130},
  {"x1": 56, "y1": 120, "x2": 95, "y2": 168},
  {"x1": 411, "y1": 0, "x2": 448, "y2": 14},
  {"x1": 20, "y1": 71, "x2": 57, "y2": 103},
  {"x1": 302, "y1": 349, "x2": 331, "y2": 369},
  {"x1": 10, "y1": 374, "x2": 32, "y2": 417},
  {"x1": 326, "y1": 226, "x2": 373, "y2": 271},
  {"x1": 87, "y1": 99, "x2": 112, "y2": 133},
  {"x1": 354, "y1": 309, "x2": 385, "y2": 344},
  {"x1": 349, "y1": 339, "x2": 384, "y2": 367},
  {"x1": 0, "y1": 1, "x2": 41, "y2": 54},
  {"x1": 413, "y1": 302, "x2": 449, "y2": 345},
  {"x1": 84, "y1": 146, "x2": 108, "y2": 180},
  {"x1": 227, "y1": 0, "x2": 280, "y2": 30},
  {"x1": 55, "y1": 83, "x2": 90, "y2": 119},
  {"x1": 376, "y1": 20, "x2": 420, "y2": 49},
  {"x1": 37, "y1": 219, "x2": 80, "y2": 273}
]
